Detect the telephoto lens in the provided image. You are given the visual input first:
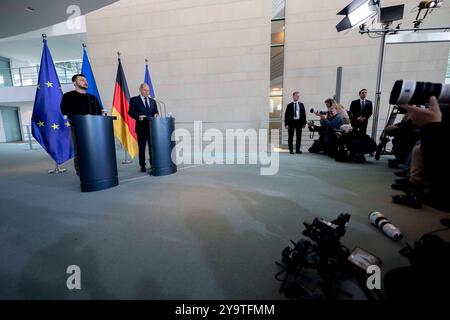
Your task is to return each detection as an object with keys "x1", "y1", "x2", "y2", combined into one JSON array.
[
  {"x1": 369, "y1": 211, "x2": 403, "y2": 241},
  {"x1": 310, "y1": 108, "x2": 327, "y2": 115},
  {"x1": 389, "y1": 80, "x2": 450, "y2": 105}
]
